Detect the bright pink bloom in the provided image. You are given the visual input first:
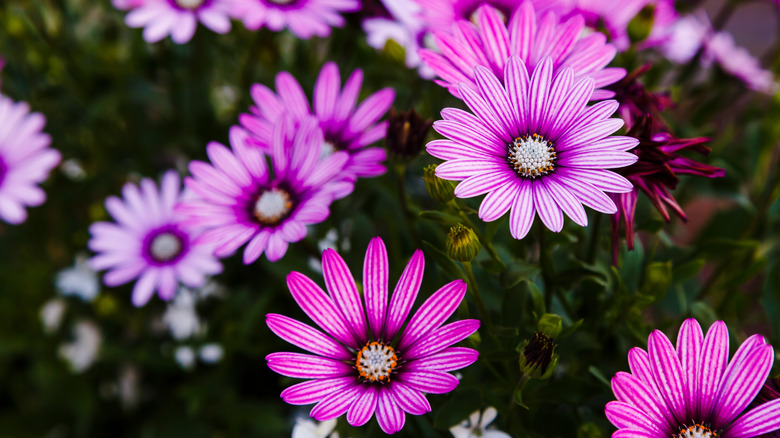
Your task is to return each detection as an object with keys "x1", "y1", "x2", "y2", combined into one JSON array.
[
  {"x1": 123, "y1": 0, "x2": 233, "y2": 44},
  {"x1": 267, "y1": 237, "x2": 480, "y2": 434},
  {"x1": 0, "y1": 94, "x2": 60, "y2": 225},
  {"x1": 606, "y1": 319, "x2": 780, "y2": 437},
  {"x1": 88, "y1": 171, "x2": 222, "y2": 306},
  {"x1": 231, "y1": 0, "x2": 360, "y2": 39},
  {"x1": 427, "y1": 56, "x2": 638, "y2": 240}
]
